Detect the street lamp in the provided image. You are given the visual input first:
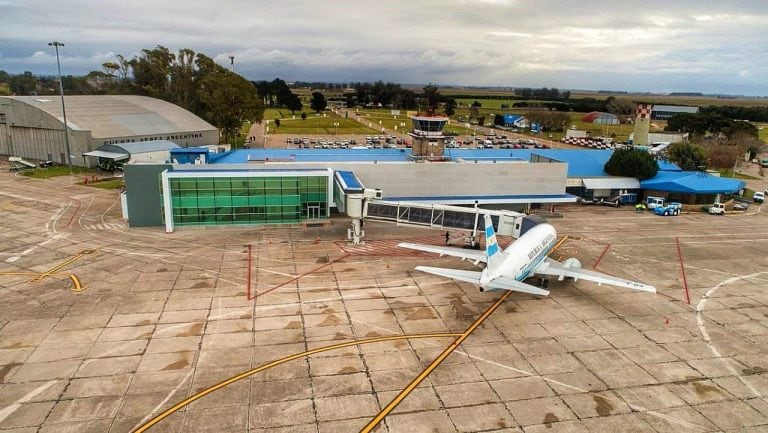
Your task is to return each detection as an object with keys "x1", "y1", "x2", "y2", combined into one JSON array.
[
  {"x1": 333, "y1": 122, "x2": 339, "y2": 135},
  {"x1": 228, "y1": 56, "x2": 235, "y2": 73},
  {"x1": 48, "y1": 41, "x2": 72, "y2": 172}
]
